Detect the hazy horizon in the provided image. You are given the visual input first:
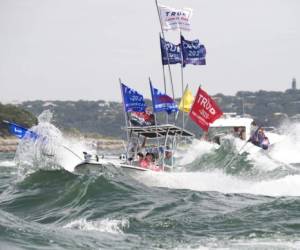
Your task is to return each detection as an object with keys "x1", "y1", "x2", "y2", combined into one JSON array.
[
  {"x1": 1, "y1": 0, "x2": 299, "y2": 103},
  {"x1": 2, "y1": 85, "x2": 299, "y2": 104}
]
